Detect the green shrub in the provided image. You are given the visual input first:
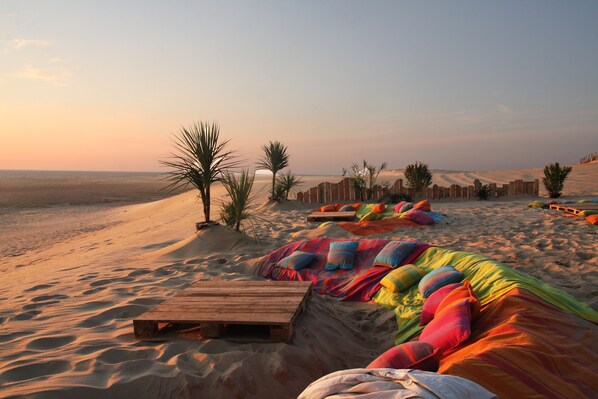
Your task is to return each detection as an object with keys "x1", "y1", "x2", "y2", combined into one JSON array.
[
  {"x1": 404, "y1": 162, "x2": 432, "y2": 196},
  {"x1": 542, "y1": 162, "x2": 572, "y2": 198},
  {"x1": 476, "y1": 184, "x2": 490, "y2": 200},
  {"x1": 343, "y1": 160, "x2": 387, "y2": 201}
]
